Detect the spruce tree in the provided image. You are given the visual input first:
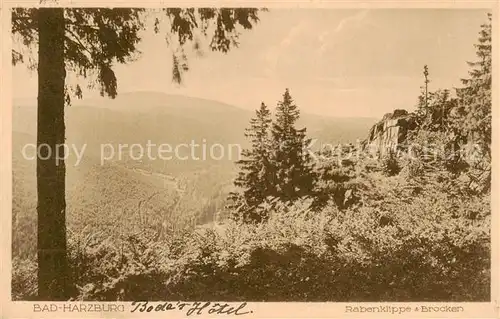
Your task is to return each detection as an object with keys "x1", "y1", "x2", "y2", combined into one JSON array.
[
  {"x1": 13, "y1": 8, "x2": 144, "y2": 300},
  {"x1": 230, "y1": 102, "x2": 274, "y2": 222},
  {"x1": 12, "y1": 7, "x2": 262, "y2": 300},
  {"x1": 271, "y1": 89, "x2": 316, "y2": 201},
  {"x1": 456, "y1": 13, "x2": 492, "y2": 158}
]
